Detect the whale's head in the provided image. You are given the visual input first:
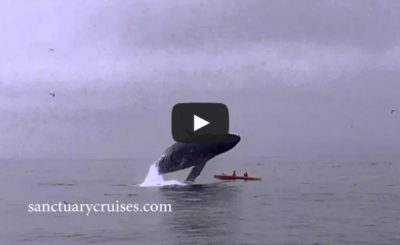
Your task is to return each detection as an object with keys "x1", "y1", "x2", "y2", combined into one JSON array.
[
  {"x1": 206, "y1": 134, "x2": 241, "y2": 155},
  {"x1": 157, "y1": 133, "x2": 241, "y2": 181}
]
